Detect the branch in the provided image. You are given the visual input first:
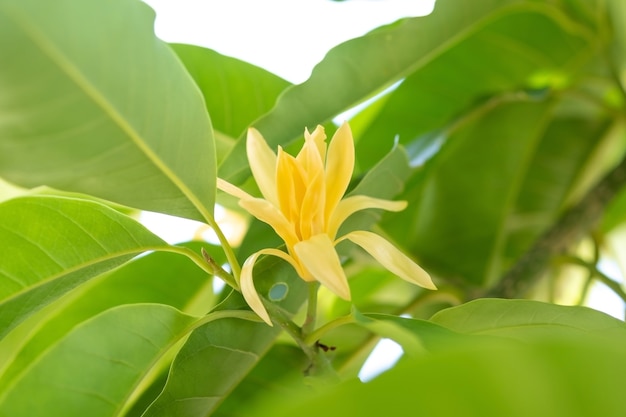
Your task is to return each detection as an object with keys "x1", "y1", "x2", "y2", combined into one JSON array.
[{"x1": 487, "y1": 153, "x2": 626, "y2": 298}]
